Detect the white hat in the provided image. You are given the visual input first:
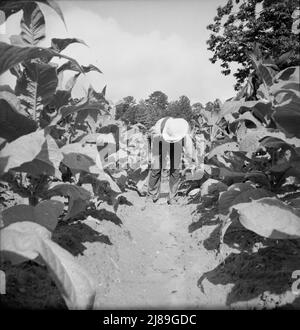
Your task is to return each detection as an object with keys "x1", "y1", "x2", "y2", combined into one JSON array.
[{"x1": 162, "y1": 118, "x2": 189, "y2": 143}]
